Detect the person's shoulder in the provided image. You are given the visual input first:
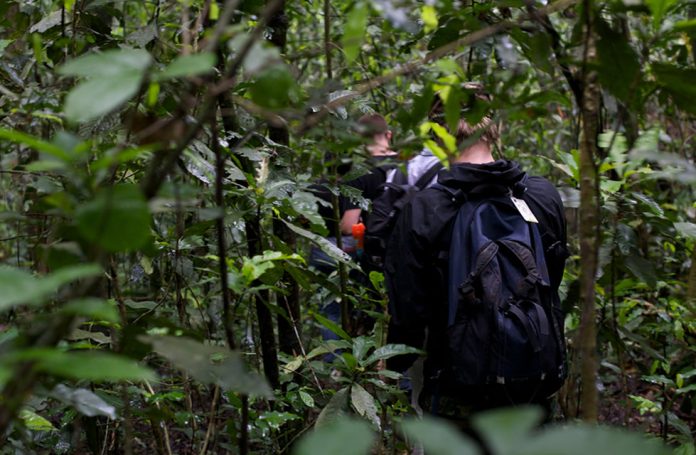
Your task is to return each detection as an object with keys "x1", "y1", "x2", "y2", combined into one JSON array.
[
  {"x1": 406, "y1": 185, "x2": 454, "y2": 222},
  {"x1": 525, "y1": 175, "x2": 562, "y2": 202}
]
